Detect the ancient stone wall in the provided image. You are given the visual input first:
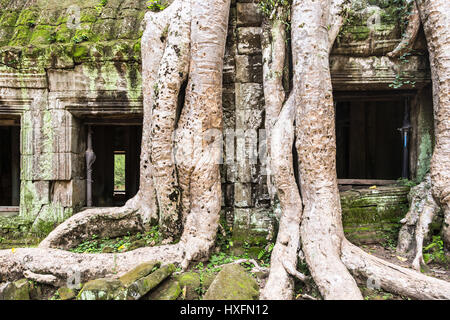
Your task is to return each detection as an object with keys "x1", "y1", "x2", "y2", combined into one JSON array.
[{"x1": 0, "y1": 0, "x2": 435, "y2": 245}]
